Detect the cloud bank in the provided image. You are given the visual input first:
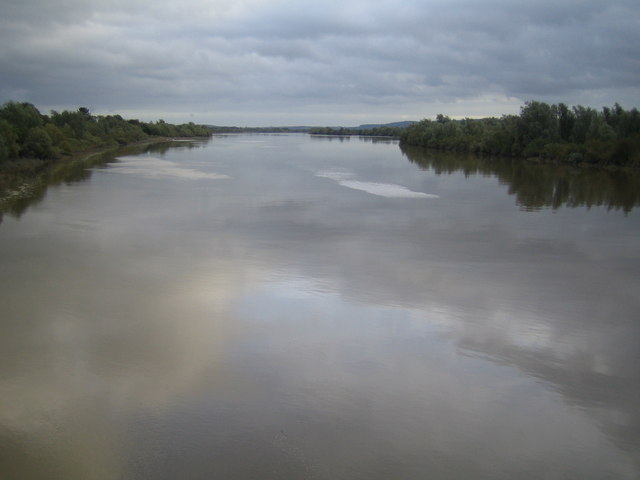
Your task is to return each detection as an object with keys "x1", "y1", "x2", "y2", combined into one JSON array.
[{"x1": 1, "y1": 0, "x2": 638, "y2": 125}]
